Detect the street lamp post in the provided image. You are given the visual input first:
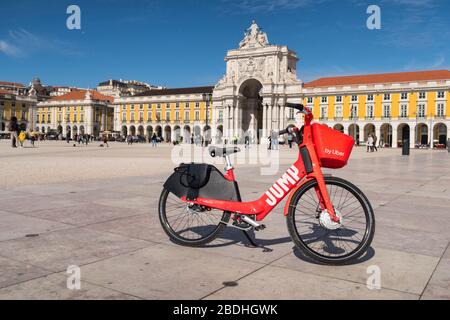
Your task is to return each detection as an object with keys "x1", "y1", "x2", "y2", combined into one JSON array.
[{"x1": 202, "y1": 93, "x2": 212, "y2": 146}]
